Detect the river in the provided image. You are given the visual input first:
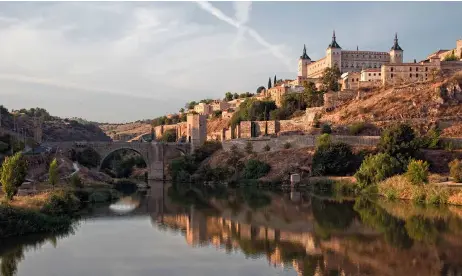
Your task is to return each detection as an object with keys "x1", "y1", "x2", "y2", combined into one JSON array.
[{"x1": 2, "y1": 181, "x2": 462, "y2": 276}]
